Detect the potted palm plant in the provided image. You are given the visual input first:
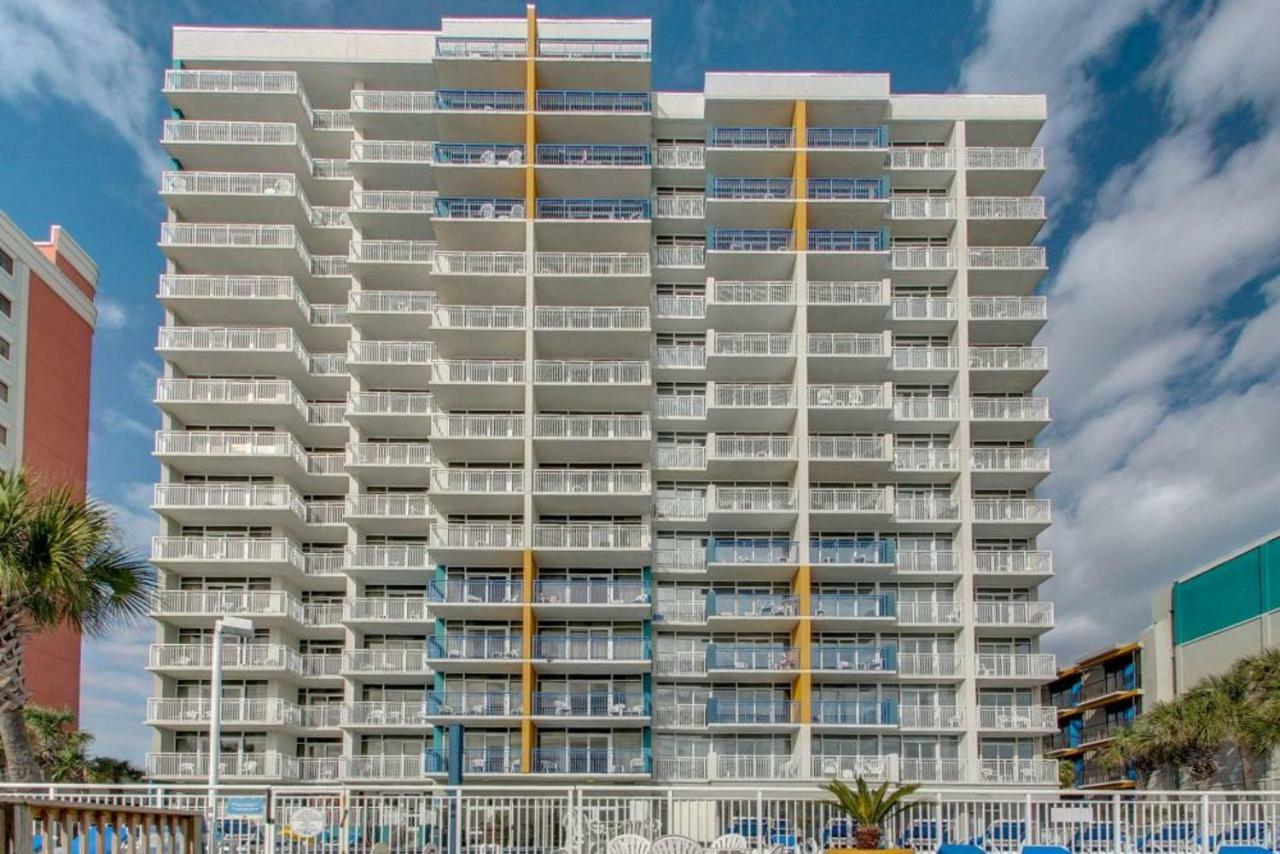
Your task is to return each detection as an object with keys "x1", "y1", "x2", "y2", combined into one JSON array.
[{"x1": 821, "y1": 777, "x2": 921, "y2": 852}]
